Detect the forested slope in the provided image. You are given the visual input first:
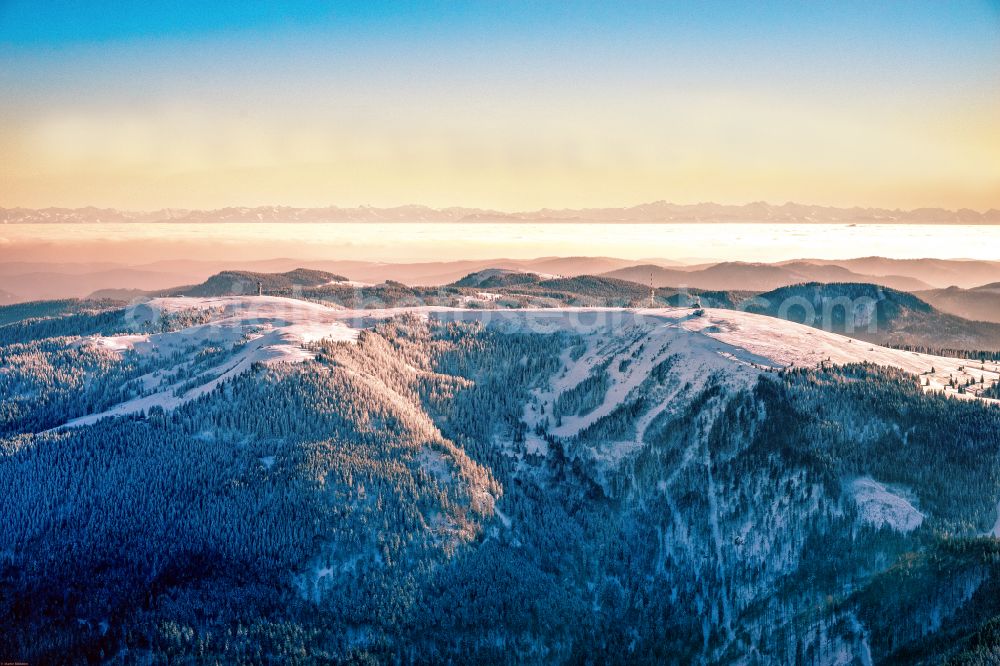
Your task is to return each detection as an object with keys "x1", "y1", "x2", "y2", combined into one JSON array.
[
  {"x1": 3, "y1": 299, "x2": 1000, "y2": 662},
  {"x1": 745, "y1": 282, "x2": 1000, "y2": 352}
]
